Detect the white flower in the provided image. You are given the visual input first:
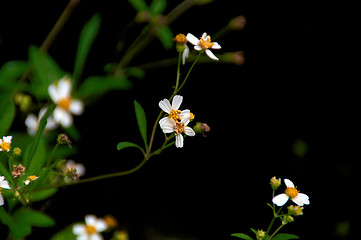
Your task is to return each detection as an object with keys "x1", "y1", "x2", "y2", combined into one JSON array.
[
  {"x1": 0, "y1": 176, "x2": 11, "y2": 206},
  {"x1": 0, "y1": 136, "x2": 12, "y2": 152},
  {"x1": 48, "y1": 76, "x2": 84, "y2": 128},
  {"x1": 73, "y1": 215, "x2": 108, "y2": 240},
  {"x1": 24, "y1": 175, "x2": 39, "y2": 185},
  {"x1": 25, "y1": 107, "x2": 58, "y2": 136},
  {"x1": 272, "y1": 179, "x2": 310, "y2": 207},
  {"x1": 186, "y1": 32, "x2": 221, "y2": 60},
  {"x1": 160, "y1": 115, "x2": 195, "y2": 148},
  {"x1": 159, "y1": 95, "x2": 191, "y2": 125}
]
